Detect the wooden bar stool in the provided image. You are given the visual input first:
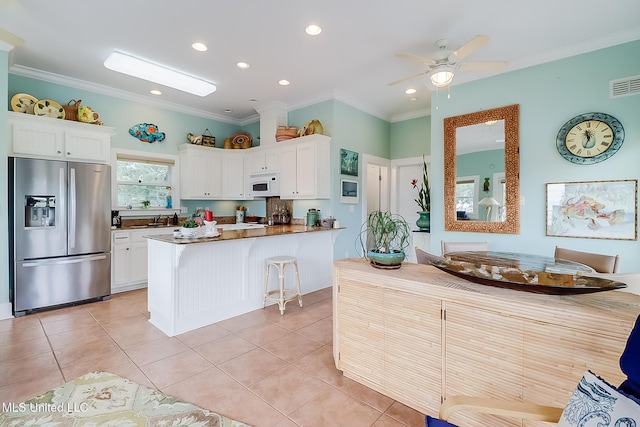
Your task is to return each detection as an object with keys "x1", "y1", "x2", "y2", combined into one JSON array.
[{"x1": 263, "y1": 256, "x2": 303, "y2": 315}]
